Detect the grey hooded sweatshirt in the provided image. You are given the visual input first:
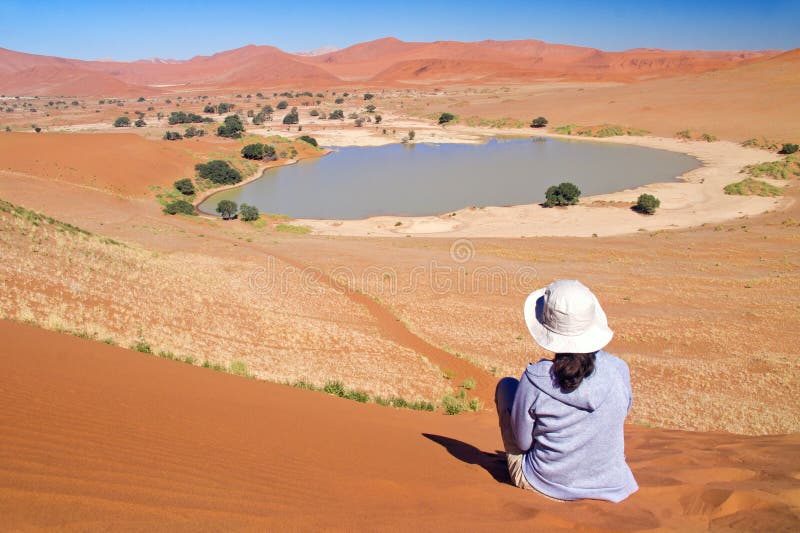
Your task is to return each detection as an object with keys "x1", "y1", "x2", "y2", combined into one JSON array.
[{"x1": 510, "y1": 350, "x2": 638, "y2": 502}]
